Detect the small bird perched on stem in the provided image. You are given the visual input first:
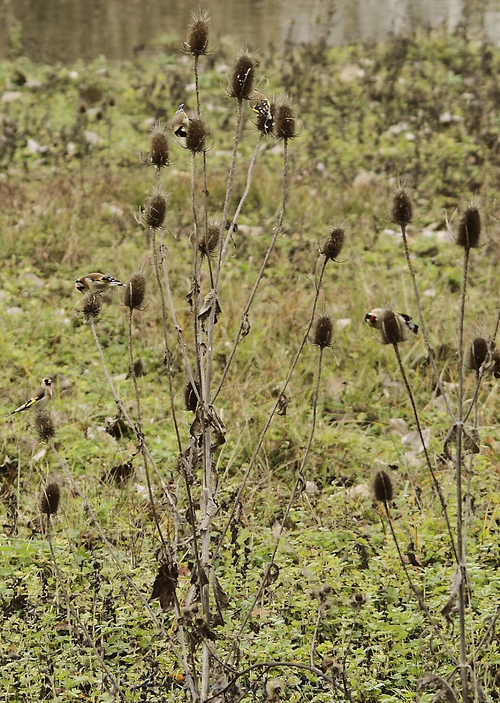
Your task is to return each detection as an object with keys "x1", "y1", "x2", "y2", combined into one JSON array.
[
  {"x1": 365, "y1": 308, "x2": 418, "y2": 344},
  {"x1": 170, "y1": 104, "x2": 190, "y2": 138},
  {"x1": 75, "y1": 273, "x2": 124, "y2": 294},
  {"x1": 10, "y1": 377, "x2": 53, "y2": 414}
]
